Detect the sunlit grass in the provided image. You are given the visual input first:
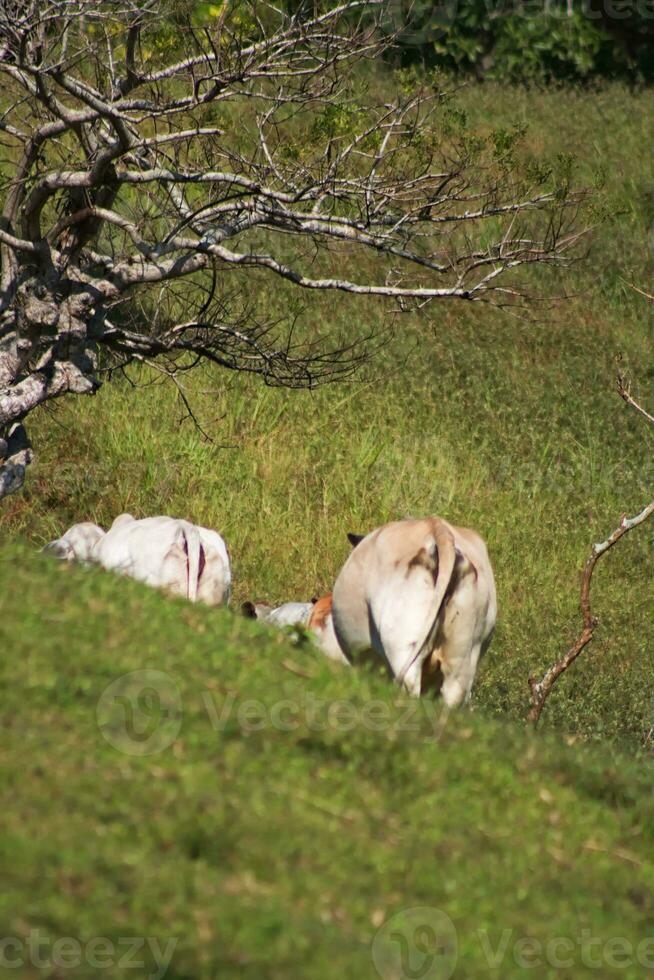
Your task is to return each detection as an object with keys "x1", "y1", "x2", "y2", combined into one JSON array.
[
  {"x1": 0, "y1": 545, "x2": 652, "y2": 979},
  {"x1": 2, "y1": 82, "x2": 653, "y2": 747}
]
